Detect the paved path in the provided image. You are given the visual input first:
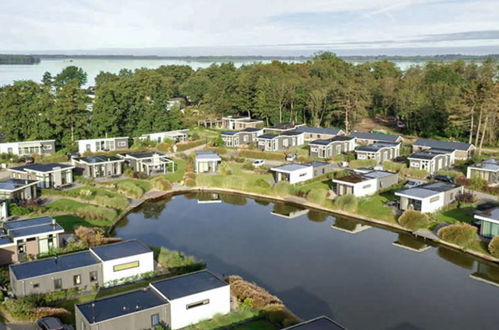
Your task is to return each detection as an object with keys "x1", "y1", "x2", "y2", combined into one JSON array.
[{"x1": 465, "y1": 188, "x2": 498, "y2": 202}]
